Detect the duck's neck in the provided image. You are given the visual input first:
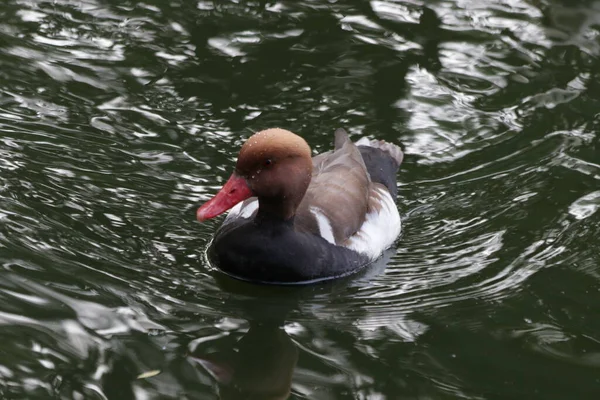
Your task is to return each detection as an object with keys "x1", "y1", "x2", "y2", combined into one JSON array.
[
  {"x1": 255, "y1": 196, "x2": 297, "y2": 224},
  {"x1": 251, "y1": 157, "x2": 312, "y2": 224}
]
